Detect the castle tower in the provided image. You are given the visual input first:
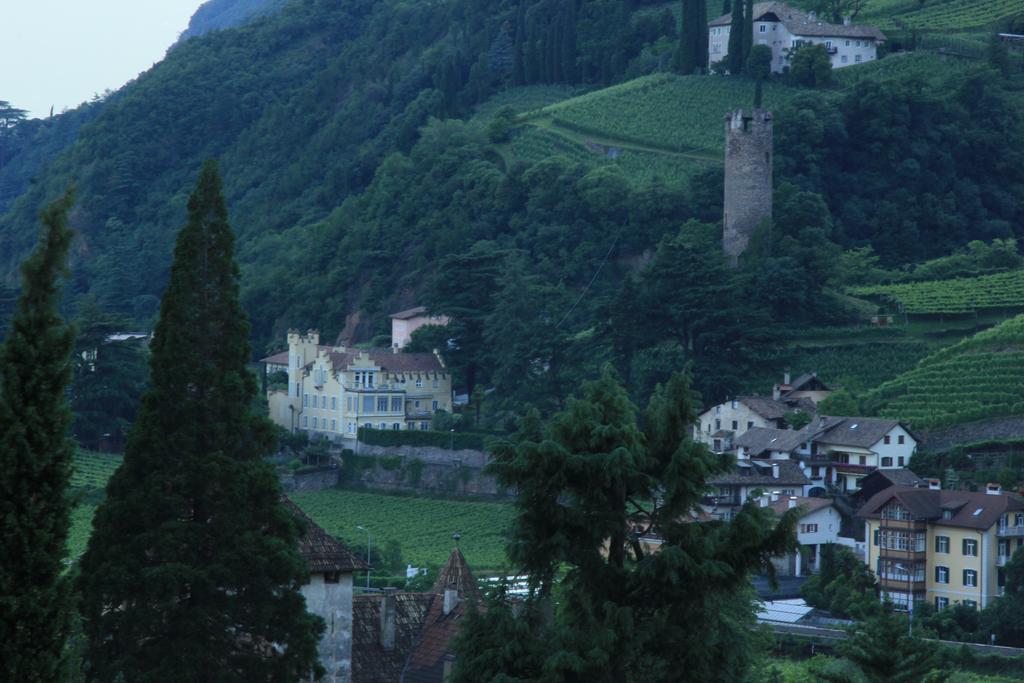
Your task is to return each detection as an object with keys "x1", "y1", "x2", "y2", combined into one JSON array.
[{"x1": 722, "y1": 109, "x2": 773, "y2": 267}]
